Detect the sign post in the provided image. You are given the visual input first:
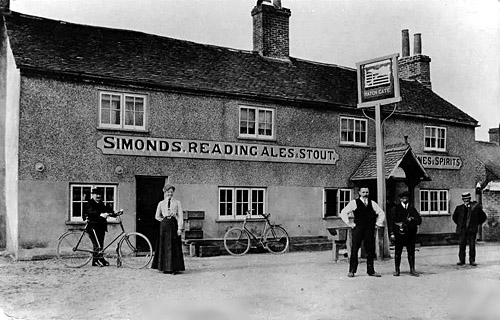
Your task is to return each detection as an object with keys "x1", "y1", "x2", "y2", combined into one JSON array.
[
  {"x1": 374, "y1": 103, "x2": 386, "y2": 260},
  {"x1": 356, "y1": 53, "x2": 401, "y2": 260}
]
